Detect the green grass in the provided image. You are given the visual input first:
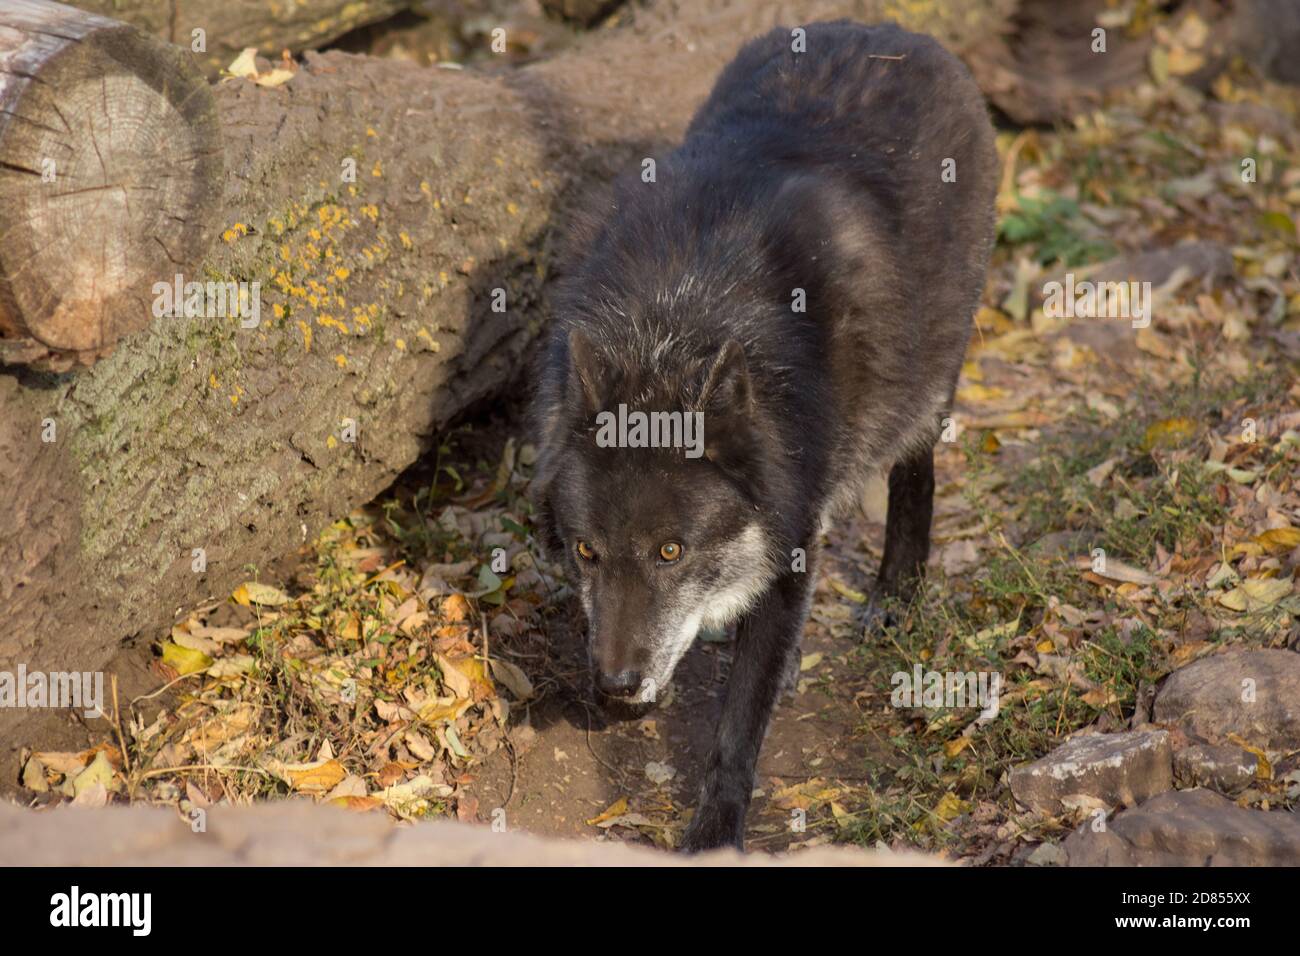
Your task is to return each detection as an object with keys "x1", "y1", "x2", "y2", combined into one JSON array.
[{"x1": 996, "y1": 191, "x2": 1114, "y2": 266}]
